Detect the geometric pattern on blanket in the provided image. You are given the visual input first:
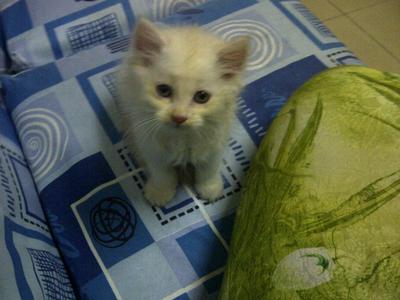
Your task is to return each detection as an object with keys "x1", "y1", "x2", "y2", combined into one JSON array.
[
  {"x1": 28, "y1": 248, "x2": 76, "y2": 300},
  {"x1": 0, "y1": 103, "x2": 75, "y2": 300}
]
